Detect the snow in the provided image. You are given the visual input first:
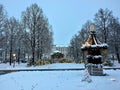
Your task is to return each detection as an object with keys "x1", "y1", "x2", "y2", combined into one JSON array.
[
  {"x1": 0, "y1": 69, "x2": 120, "y2": 90},
  {"x1": 87, "y1": 55, "x2": 102, "y2": 59},
  {"x1": 0, "y1": 63, "x2": 84, "y2": 70},
  {"x1": 81, "y1": 43, "x2": 108, "y2": 50},
  {"x1": 93, "y1": 55, "x2": 102, "y2": 59},
  {"x1": 0, "y1": 63, "x2": 120, "y2": 90},
  {"x1": 51, "y1": 50, "x2": 61, "y2": 55},
  {"x1": 90, "y1": 43, "x2": 108, "y2": 48}
]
